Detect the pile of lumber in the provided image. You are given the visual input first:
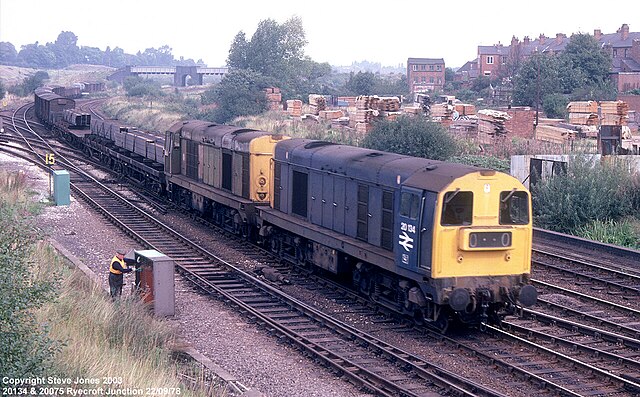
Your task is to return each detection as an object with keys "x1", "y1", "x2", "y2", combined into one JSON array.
[
  {"x1": 355, "y1": 109, "x2": 378, "y2": 123},
  {"x1": 600, "y1": 100, "x2": 629, "y2": 126},
  {"x1": 477, "y1": 109, "x2": 511, "y2": 137},
  {"x1": 454, "y1": 103, "x2": 476, "y2": 116},
  {"x1": 377, "y1": 96, "x2": 401, "y2": 112},
  {"x1": 319, "y1": 110, "x2": 344, "y2": 120},
  {"x1": 431, "y1": 103, "x2": 454, "y2": 120},
  {"x1": 403, "y1": 106, "x2": 422, "y2": 115},
  {"x1": 566, "y1": 101, "x2": 598, "y2": 126},
  {"x1": 356, "y1": 95, "x2": 379, "y2": 110},
  {"x1": 309, "y1": 94, "x2": 326, "y2": 115},
  {"x1": 286, "y1": 100, "x2": 302, "y2": 117},
  {"x1": 264, "y1": 87, "x2": 282, "y2": 111}
]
